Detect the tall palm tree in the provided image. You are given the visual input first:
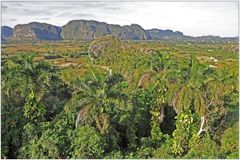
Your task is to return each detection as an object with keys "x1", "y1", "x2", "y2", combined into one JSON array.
[
  {"x1": 150, "y1": 53, "x2": 174, "y2": 124},
  {"x1": 167, "y1": 56, "x2": 212, "y2": 136},
  {"x1": 202, "y1": 68, "x2": 238, "y2": 136},
  {"x1": 151, "y1": 73, "x2": 168, "y2": 123},
  {"x1": 72, "y1": 72, "x2": 129, "y2": 134},
  {"x1": 170, "y1": 56, "x2": 207, "y2": 116}
]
